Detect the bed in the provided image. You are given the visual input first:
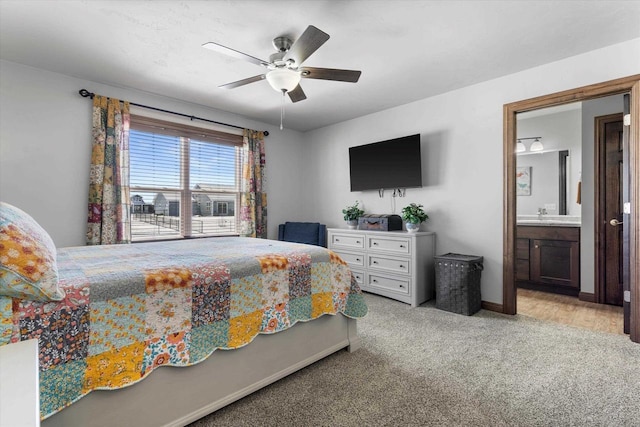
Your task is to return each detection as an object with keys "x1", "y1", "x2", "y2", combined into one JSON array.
[{"x1": 0, "y1": 203, "x2": 367, "y2": 427}]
